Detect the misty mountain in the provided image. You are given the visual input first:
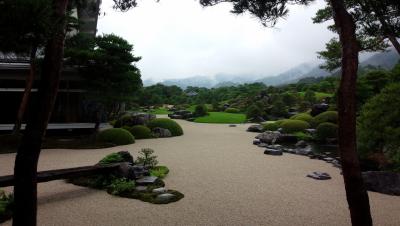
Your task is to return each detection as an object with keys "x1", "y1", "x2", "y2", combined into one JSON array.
[{"x1": 153, "y1": 49, "x2": 399, "y2": 89}]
